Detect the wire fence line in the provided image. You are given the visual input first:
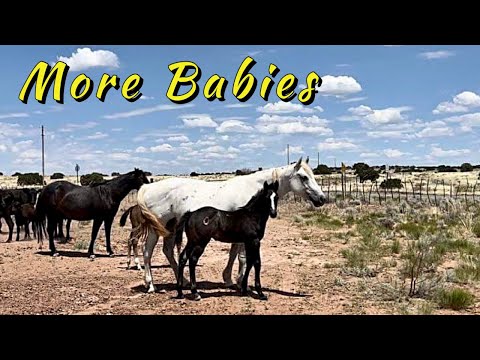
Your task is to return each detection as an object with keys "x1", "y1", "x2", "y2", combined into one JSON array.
[{"x1": 318, "y1": 176, "x2": 480, "y2": 206}]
